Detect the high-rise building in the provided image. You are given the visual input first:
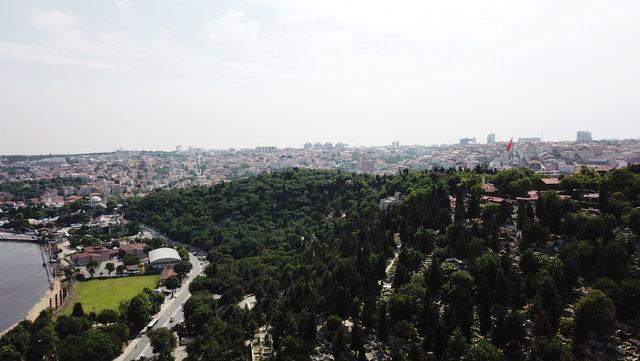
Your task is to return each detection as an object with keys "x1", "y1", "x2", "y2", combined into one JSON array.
[
  {"x1": 459, "y1": 137, "x2": 476, "y2": 145},
  {"x1": 487, "y1": 133, "x2": 496, "y2": 144},
  {"x1": 577, "y1": 131, "x2": 592, "y2": 143},
  {"x1": 256, "y1": 146, "x2": 277, "y2": 153}
]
